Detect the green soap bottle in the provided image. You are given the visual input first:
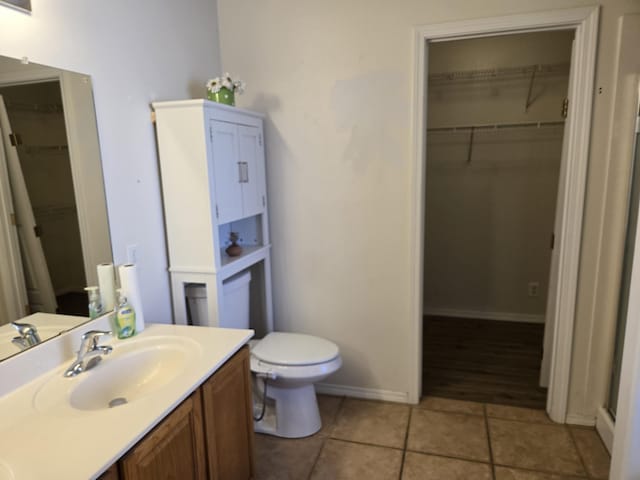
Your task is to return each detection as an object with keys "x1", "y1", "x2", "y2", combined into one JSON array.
[
  {"x1": 115, "y1": 288, "x2": 136, "y2": 339},
  {"x1": 84, "y1": 286, "x2": 103, "y2": 320}
]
